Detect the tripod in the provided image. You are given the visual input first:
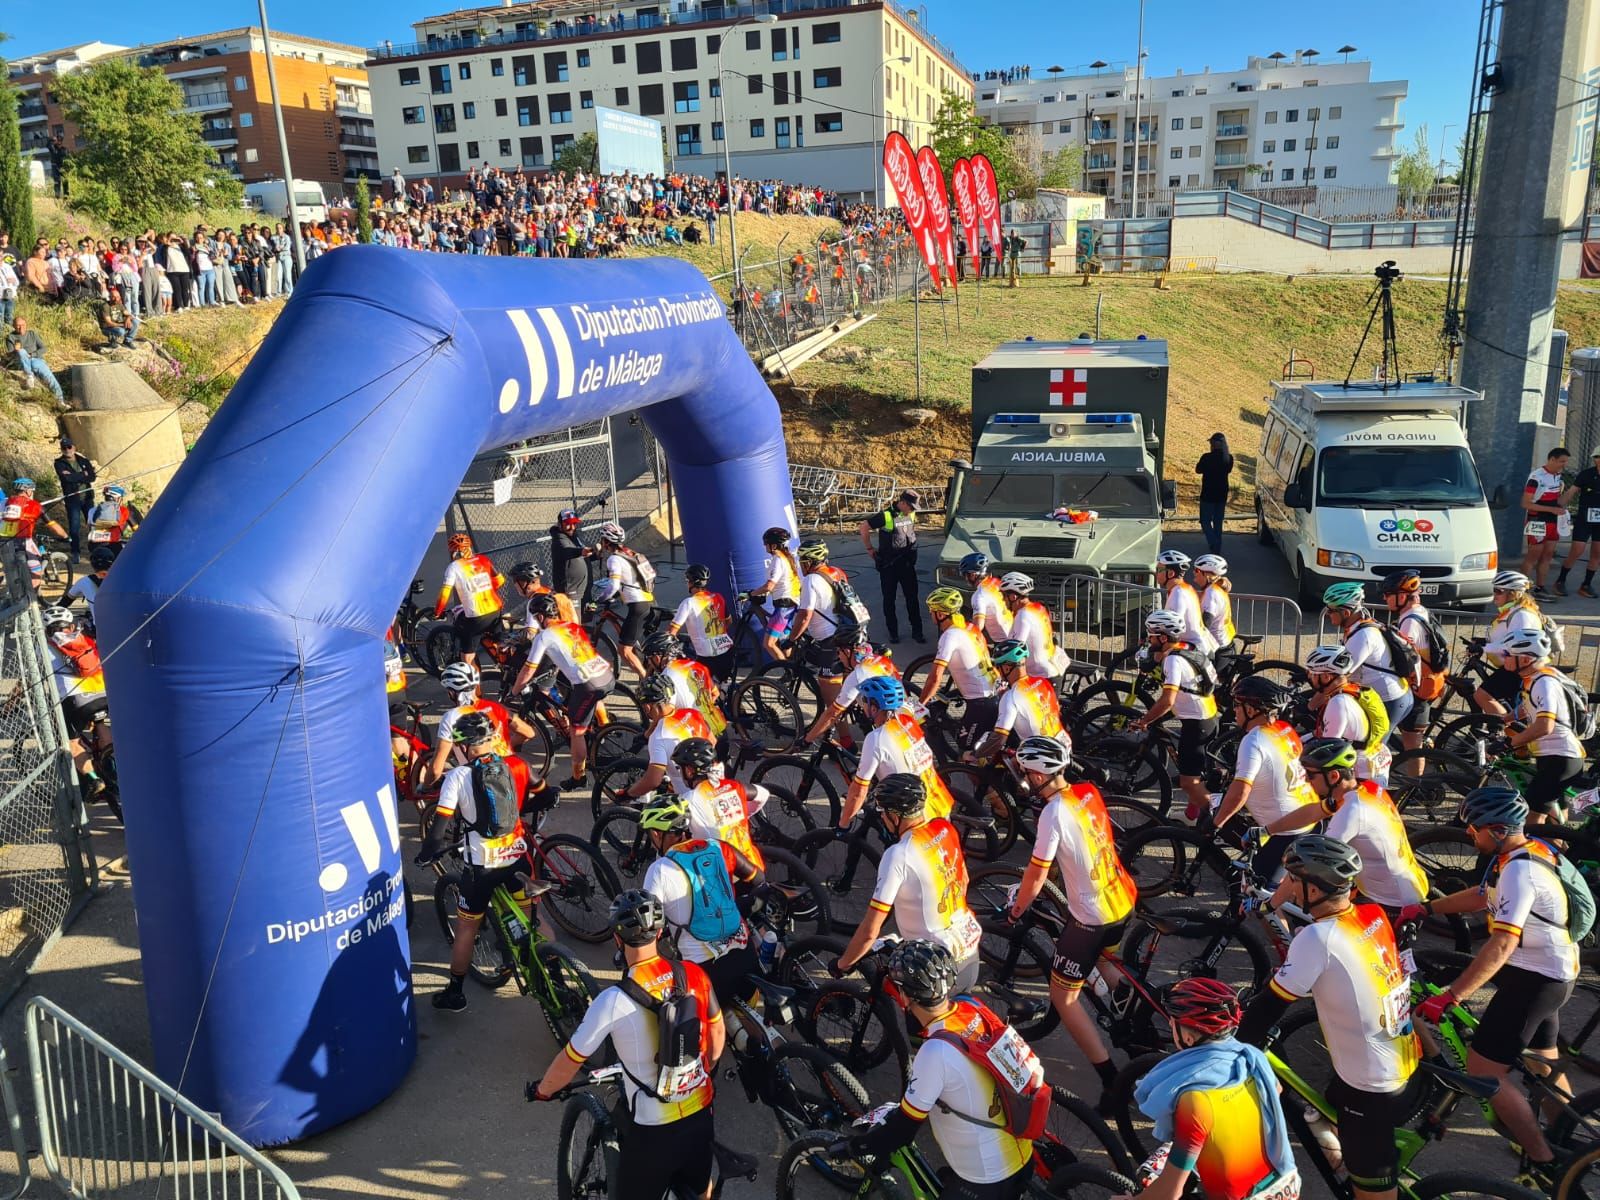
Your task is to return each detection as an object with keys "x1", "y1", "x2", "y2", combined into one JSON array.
[{"x1": 1344, "y1": 260, "x2": 1404, "y2": 388}]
